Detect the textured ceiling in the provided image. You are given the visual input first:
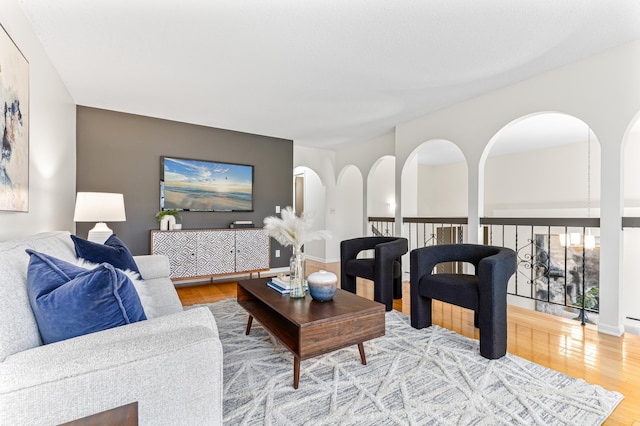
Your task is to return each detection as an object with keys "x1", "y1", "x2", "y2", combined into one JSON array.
[{"x1": 18, "y1": 0, "x2": 640, "y2": 149}]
